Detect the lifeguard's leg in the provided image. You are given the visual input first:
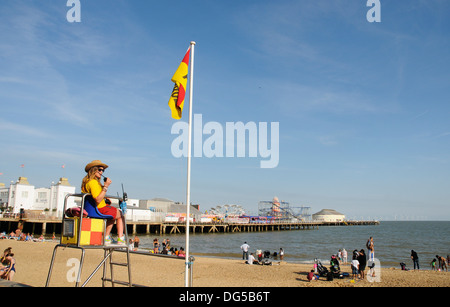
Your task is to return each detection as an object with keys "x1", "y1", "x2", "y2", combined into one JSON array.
[
  {"x1": 115, "y1": 211, "x2": 124, "y2": 237},
  {"x1": 105, "y1": 220, "x2": 114, "y2": 237}
]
